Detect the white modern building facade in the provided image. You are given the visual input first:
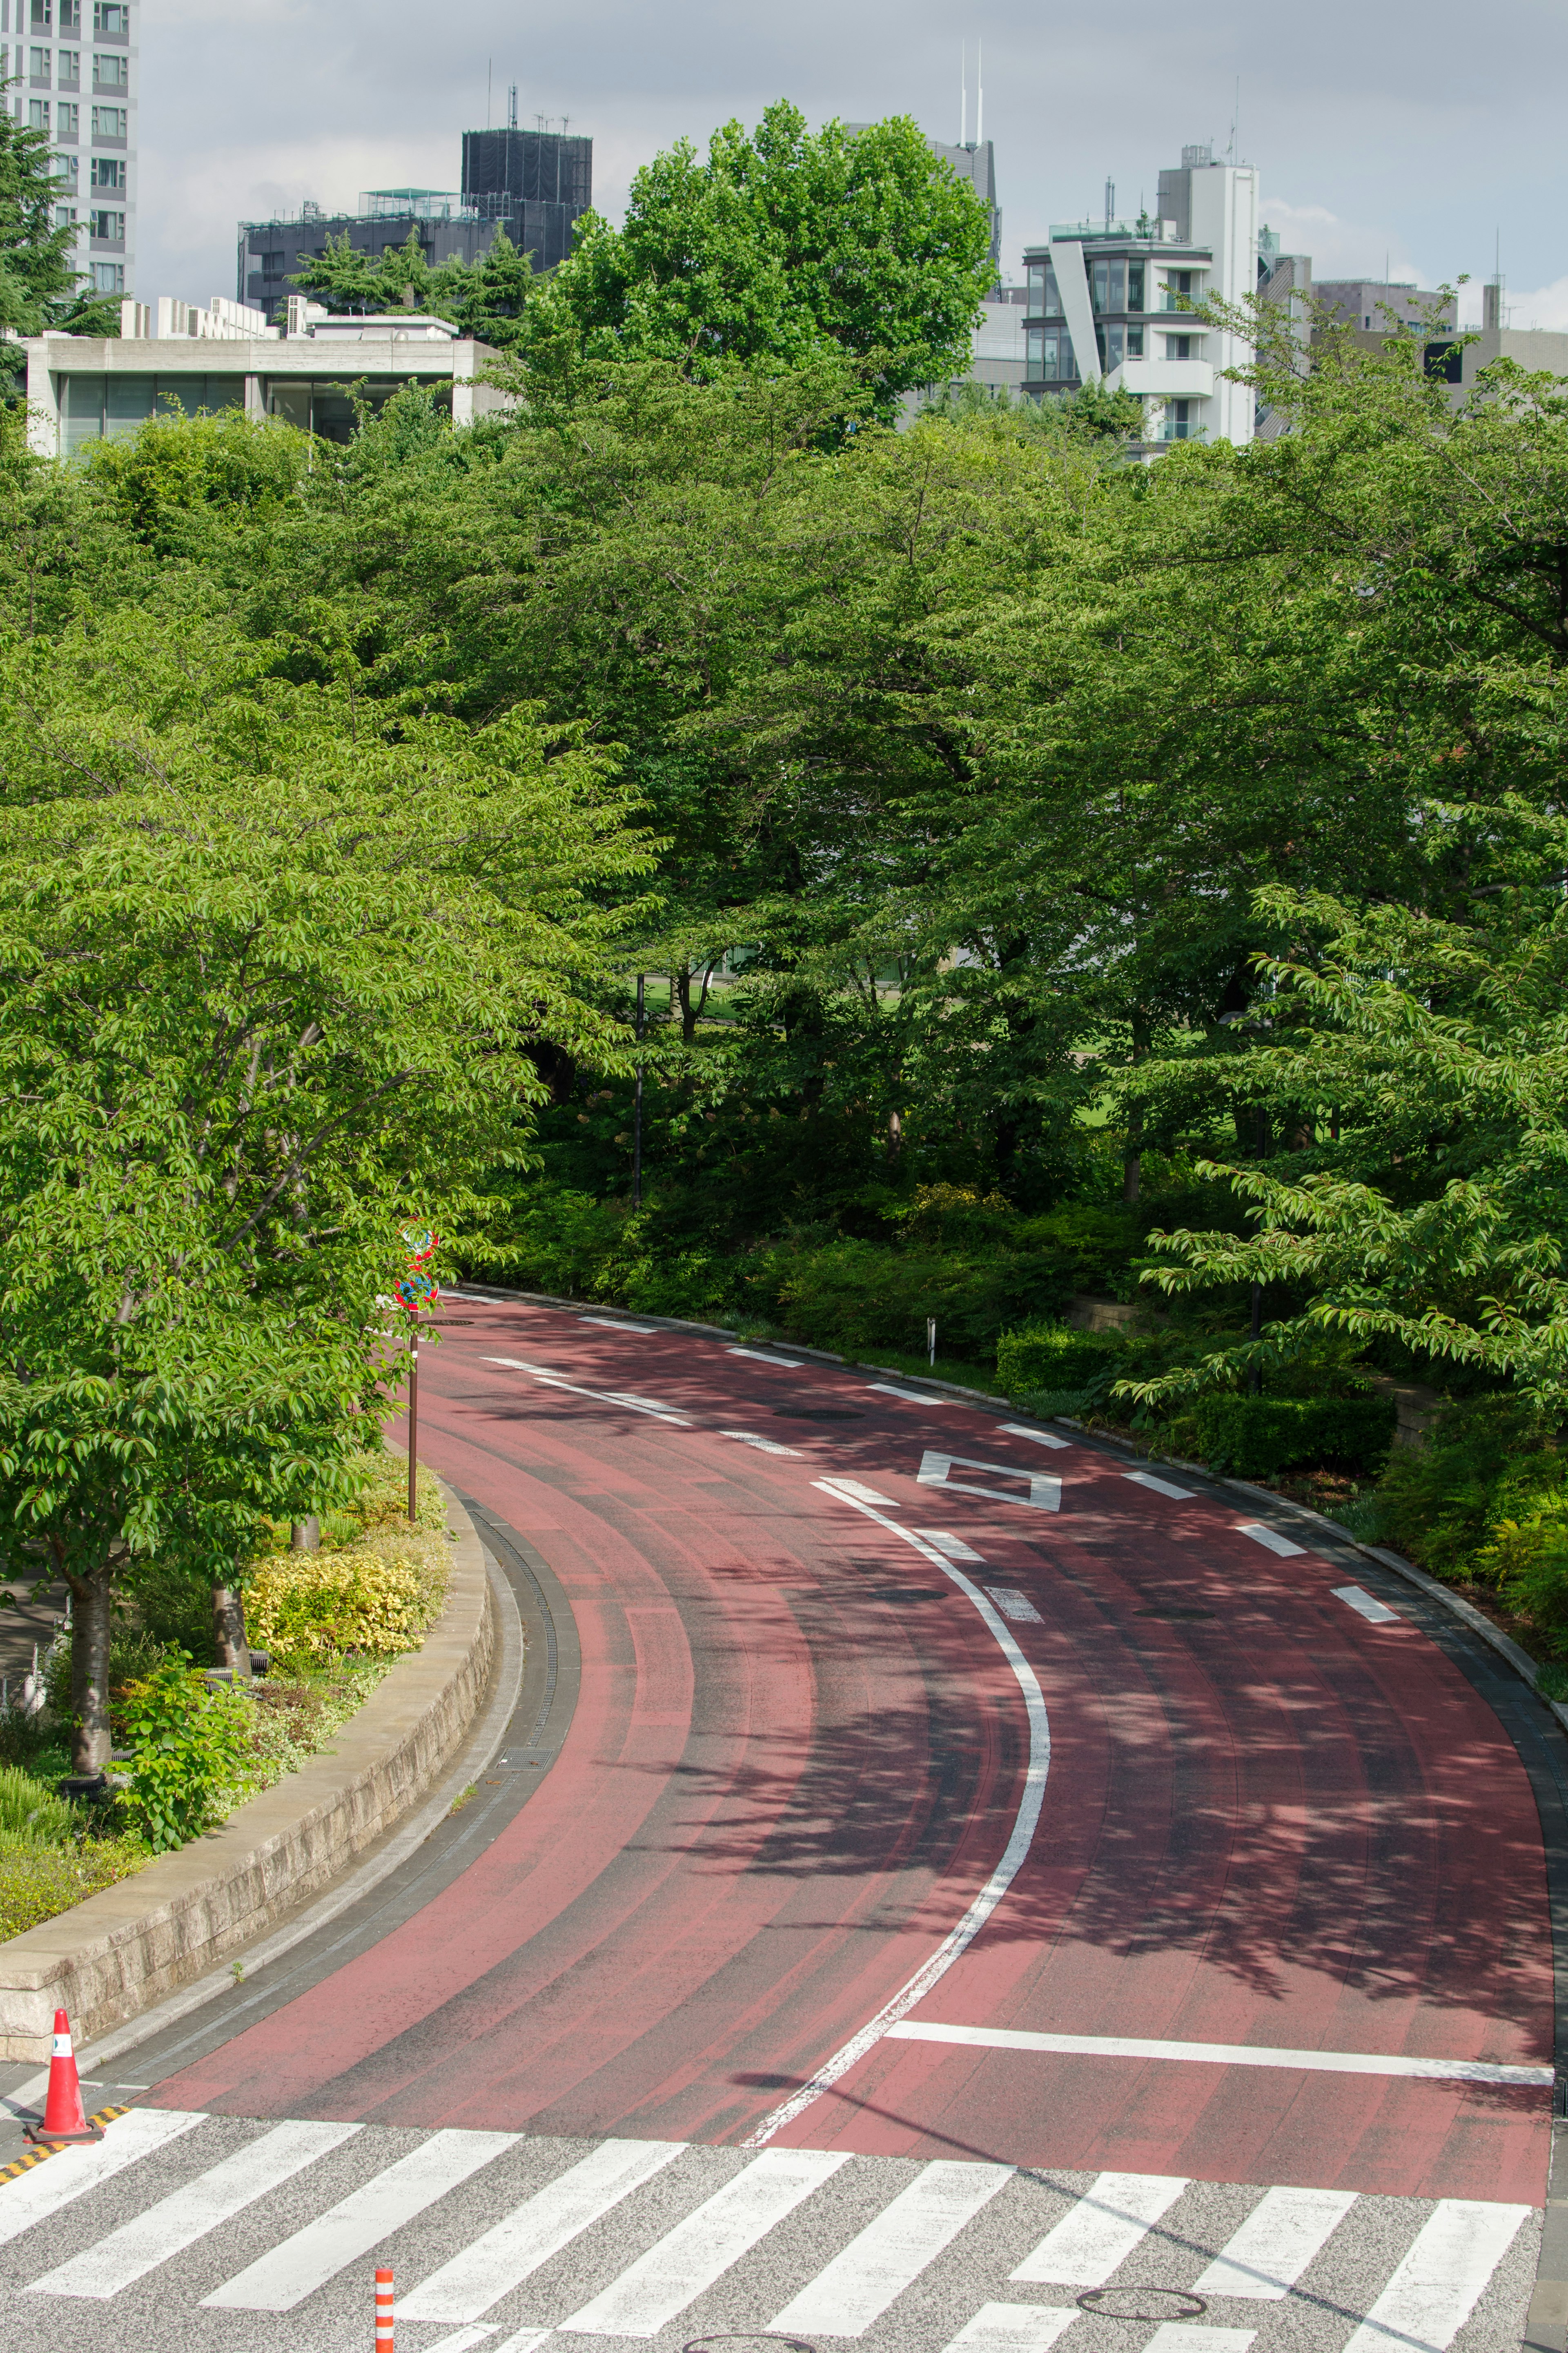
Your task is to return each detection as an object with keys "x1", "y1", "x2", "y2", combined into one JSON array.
[
  {"x1": 3, "y1": 0, "x2": 135, "y2": 300},
  {"x1": 1022, "y1": 144, "x2": 1260, "y2": 450}
]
